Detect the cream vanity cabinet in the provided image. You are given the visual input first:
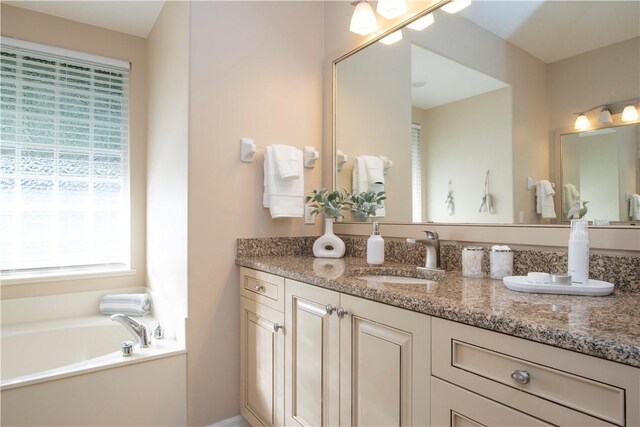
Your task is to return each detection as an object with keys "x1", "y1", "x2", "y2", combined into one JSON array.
[
  {"x1": 240, "y1": 267, "x2": 286, "y2": 427},
  {"x1": 431, "y1": 318, "x2": 640, "y2": 427},
  {"x1": 285, "y1": 278, "x2": 430, "y2": 427}
]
